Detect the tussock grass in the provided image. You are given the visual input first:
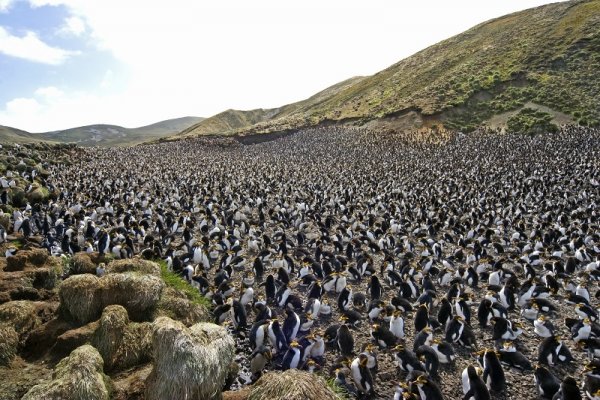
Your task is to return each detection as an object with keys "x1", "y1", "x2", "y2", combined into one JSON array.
[
  {"x1": 0, "y1": 323, "x2": 18, "y2": 366},
  {"x1": 146, "y1": 318, "x2": 235, "y2": 400},
  {"x1": 21, "y1": 344, "x2": 112, "y2": 400},
  {"x1": 249, "y1": 370, "x2": 341, "y2": 400}
]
